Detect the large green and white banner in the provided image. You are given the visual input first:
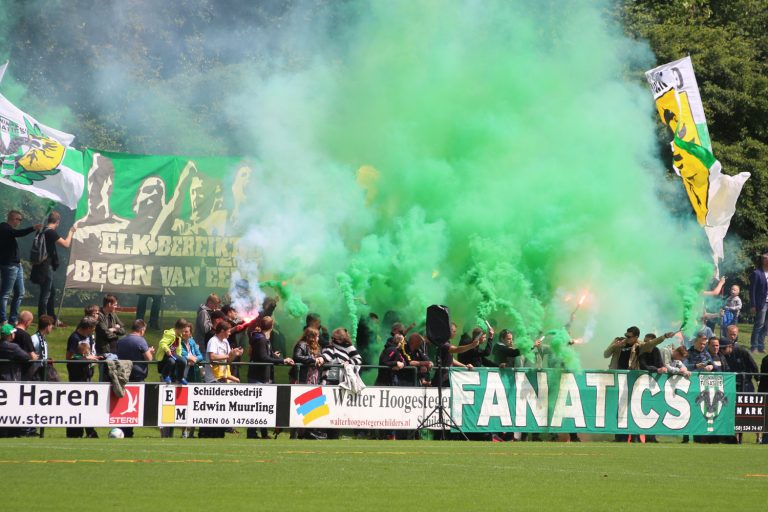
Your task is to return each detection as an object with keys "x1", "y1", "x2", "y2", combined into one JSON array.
[
  {"x1": 66, "y1": 149, "x2": 249, "y2": 295},
  {"x1": 451, "y1": 369, "x2": 735, "y2": 435}
]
